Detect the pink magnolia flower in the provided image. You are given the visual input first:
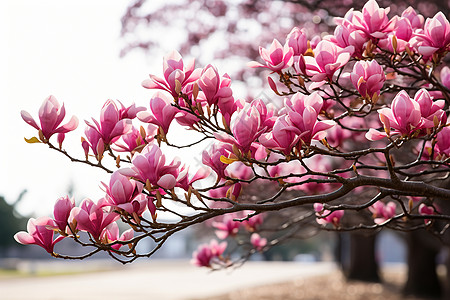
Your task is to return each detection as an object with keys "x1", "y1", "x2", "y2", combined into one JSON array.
[
  {"x1": 250, "y1": 233, "x2": 267, "y2": 252},
  {"x1": 14, "y1": 217, "x2": 65, "y2": 254},
  {"x1": 70, "y1": 198, "x2": 119, "y2": 240},
  {"x1": 435, "y1": 126, "x2": 450, "y2": 158},
  {"x1": 411, "y1": 12, "x2": 450, "y2": 57},
  {"x1": 142, "y1": 50, "x2": 202, "y2": 98},
  {"x1": 116, "y1": 101, "x2": 146, "y2": 120},
  {"x1": 242, "y1": 212, "x2": 264, "y2": 232},
  {"x1": 285, "y1": 92, "x2": 335, "y2": 145},
  {"x1": 401, "y1": 6, "x2": 424, "y2": 29},
  {"x1": 250, "y1": 99, "x2": 276, "y2": 131},
  {"x1": 217, "y1": 96, "x2": 244, "y2": 127},
  {"x1": 202, "y1": 142, "x2": 233, "y2": 180},
  {"x1": 248, "y1": 39, "x2": 294, "y2": 72},
  {"x1": 137, "y1": 92, "x2": 179, "y2": 136},
  {"x1": 215, "y1": 105, "x2": 265, "y2": 154},
  {"x1": 191, "y1": 240, "x2": 227, "y2": 268},
  {"x1": 101, "y1": 171, "x2": 145, "y2": 214},
  {"x1": 418, "y1": 203, "x2": 435, "y2": 224},
  {"x1": 366, "y1": 90, "x2": 422, "y2": 140},
  {"x1": 198, "y1": 64, "x2": 233, "y2": 107},
  {"x1": 286, "y1": 27, "x2": 308, "y2": 56},
  {"x1": 259, "y1": 115, "x2": 302, "y2": 156},
  {"x1": 112, "y1": 124, "x2": 158, "y2": 154},
  {"x1": 369, "y1": 201, "x2": 396, "y2": 224},
  {"x1": 85, "y1": 100, "x2": 133, "y2": 145},
  {"x1": 21, "y1": 95, "x2": 78, "y2": 141},
  {"x1": 413, "y1": 89, "x2": 446, "y2": 127},
  {"x1": 81, "y1": 126, "x2": 104, "y2": 160},
  {"x1": 100, "y1": 222, "x2": 134, "y2": 250},
  {"x1": 350, "y1": 60, "x2": 385, "y2": 100},
  {"x1": 379, "y1": 17, "x2": 413, "y2": 53},
  {"x1": 175, "y1": 165, "x2": 210, "y2": 191},
  {"x1": 314, "y1": 203, "x2": 344, "y2": 226},
  {"x1": 325, "y1": 25, "x2": 367, "y2": 58},
  {"x1": 212, "y1": 214, "x2": 241, "y2": 239},
  {"x1": 304, "y1": 40, "x2": 354, "y2": 86},
  {"x1": 441, "y1": 66, "x2": 450, "y2": 89},
  {"x1": 53, "y1": 196, "x2": 75, "y2": 232},
  {"x1": 118, "y1": 143, "x2": 181, "y2": 190}
]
